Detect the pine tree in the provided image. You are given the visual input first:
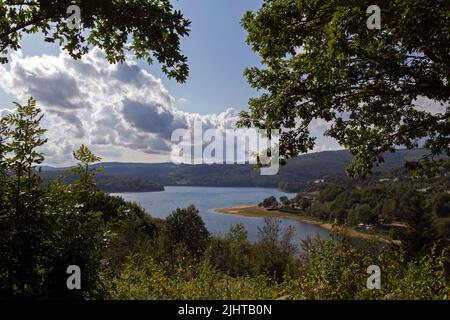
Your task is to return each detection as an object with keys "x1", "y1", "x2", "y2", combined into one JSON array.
[{"x1": 400, "y1": 191, "x2": 437, "y2": 259}]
